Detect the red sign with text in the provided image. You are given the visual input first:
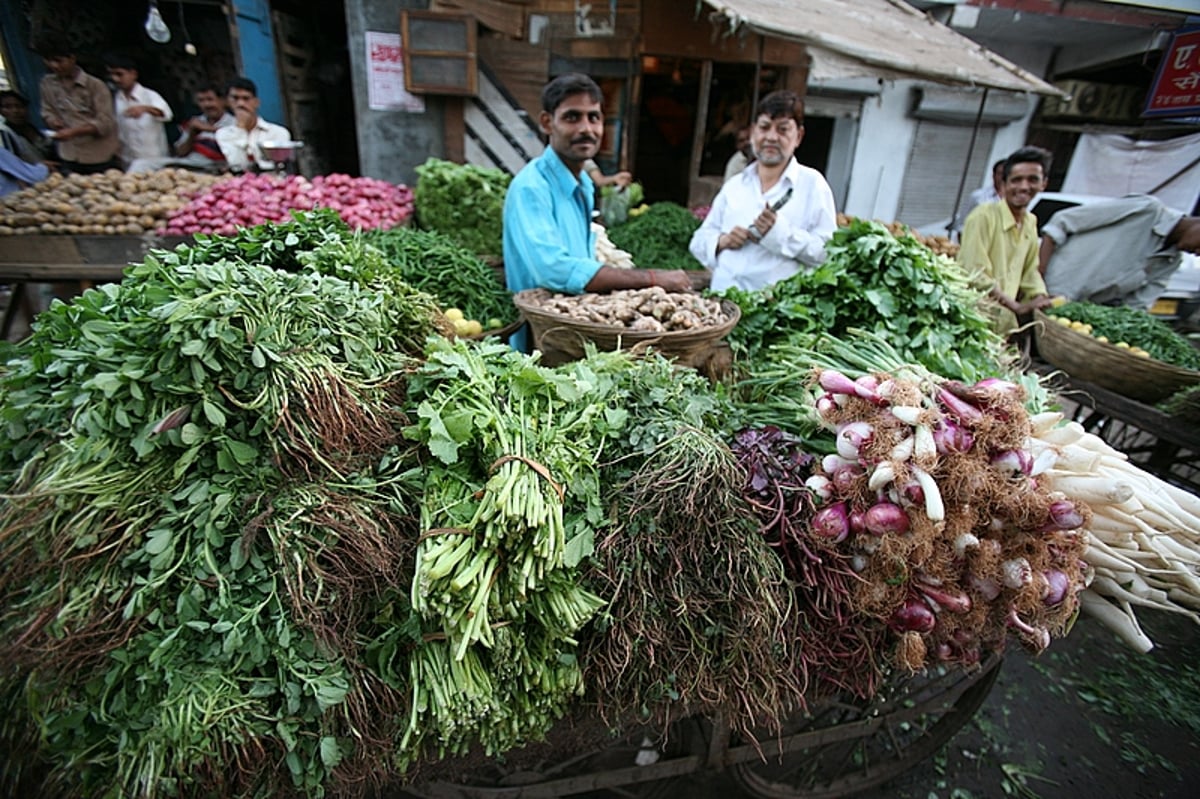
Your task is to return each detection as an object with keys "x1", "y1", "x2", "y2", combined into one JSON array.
[{"x1": 1145, "y1": 27, "x2": 1200, "y2": 118}]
